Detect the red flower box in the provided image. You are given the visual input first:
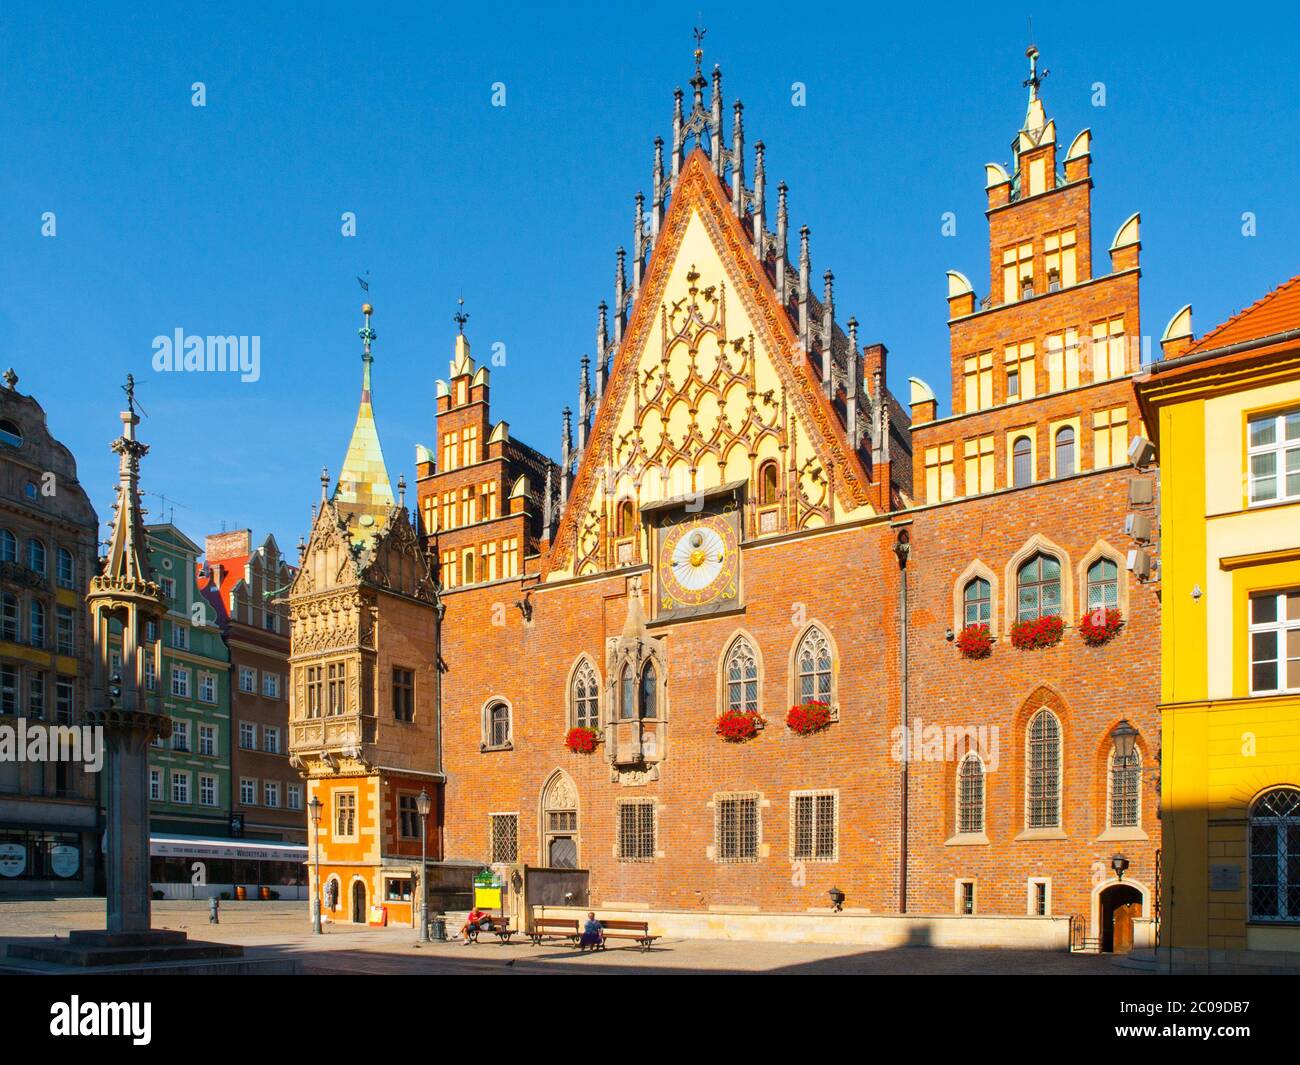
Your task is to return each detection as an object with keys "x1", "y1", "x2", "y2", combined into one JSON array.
[
  {"x1": 1009, "y1": 613, "x2": 1064, "y2": 650},
  {"x1": 564, "y1": 726, "x2": 598, "y2": 754},
  {"x1": 955, "y1": 623, "x2": 994, "y2": 659},
  {"x1": 1079, "y1": 607, "x2": 1124, "y2": 646},
  {"x1": 786, "y1": 700, "x2": 833, "y2": 734},
  {"x1": 715, "y1": 710, "x2": 763, "y2": 743}
]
